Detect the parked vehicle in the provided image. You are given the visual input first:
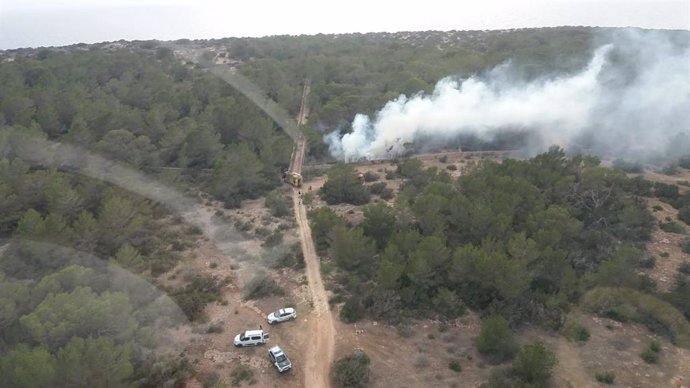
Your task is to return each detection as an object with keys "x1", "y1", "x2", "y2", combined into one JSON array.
[
  {"x1": 268, "y1": 346, "x2": 292, "y2": 373},
  {"x1": 267, "y1": 307, "x2": 297, "y2": 324},
  {"x1": 233, "y1": 329, "x2": 269, "y2": 347}
]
